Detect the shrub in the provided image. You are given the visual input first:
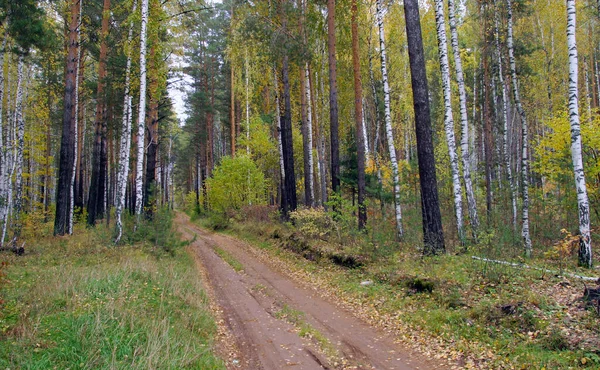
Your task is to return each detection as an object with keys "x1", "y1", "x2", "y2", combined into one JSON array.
[{"x1": 206, "y1": 155, "x2": 266, "y2": 214}]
